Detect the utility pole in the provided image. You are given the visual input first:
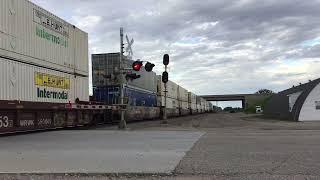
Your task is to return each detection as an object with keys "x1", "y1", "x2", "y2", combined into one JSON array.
[{"x1": 119, "y1": 27, "x2": 126, "y2": 129}]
